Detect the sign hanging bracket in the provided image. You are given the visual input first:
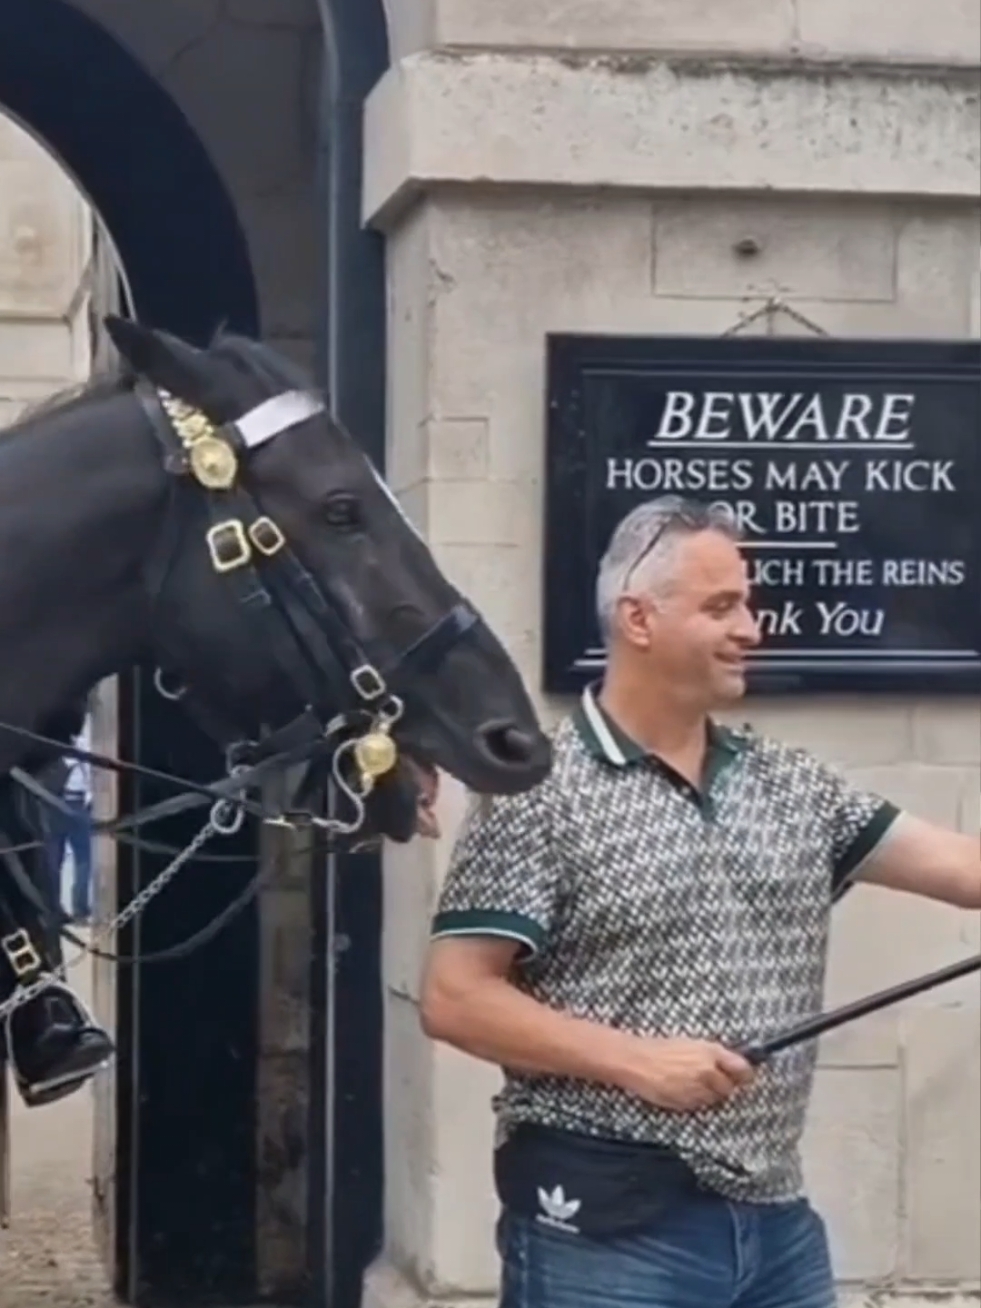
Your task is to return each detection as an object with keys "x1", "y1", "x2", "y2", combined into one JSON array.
[{"x1": 721, "y1": 295, "x2": 831, "y2": 339}]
